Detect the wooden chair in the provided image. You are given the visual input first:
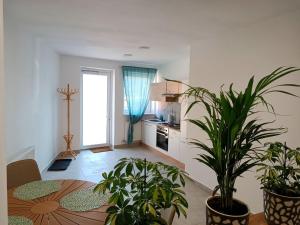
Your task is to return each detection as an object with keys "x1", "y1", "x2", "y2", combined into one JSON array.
[
  {"x1": 161, "y1": 207, "x2": 176, "y2": 225},
  {"x1": 7, "y1": 159, "x2": 42, "y2": 189}
]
